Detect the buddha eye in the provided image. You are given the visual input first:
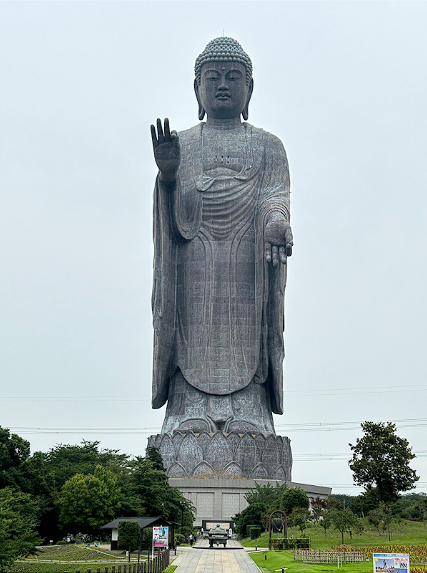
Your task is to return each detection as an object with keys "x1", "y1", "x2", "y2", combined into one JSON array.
[{"x1": 226, "y1": 71, "x2": 242, "y2": 81}]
